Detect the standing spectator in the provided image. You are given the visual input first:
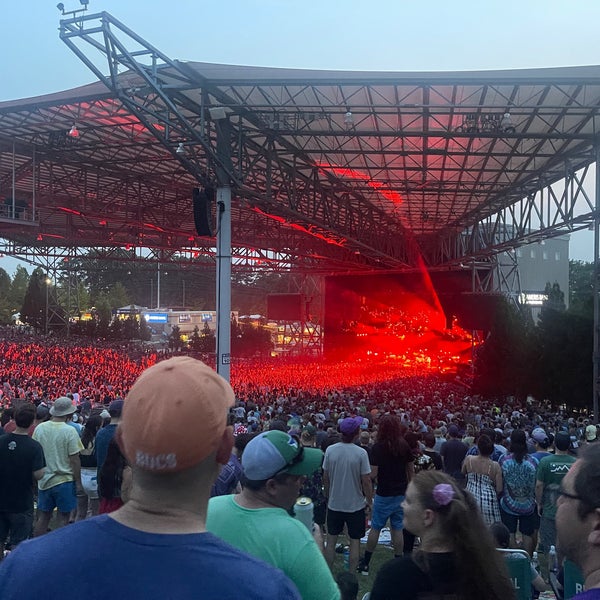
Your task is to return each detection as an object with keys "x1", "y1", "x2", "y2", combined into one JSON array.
[
  {"x1": 433, "y1": 427, "x2": 446, "y2": 453},
  {"x1": 67, "y1": 411, "x2": 82, "y2": 435},
  {"x1": 358, "y1": 414, "x2": 413, "y2": 575},
  {"x1": 499, "y1": 429, "x2": 538, "y2": 555},
  {"x1": 98, "y1": 438, "x2": 131, "y2": 514},
  {"x1": 0, "y1": 357, "x2": 301, "y2": 600},
  {"x1": 323, "y1": 416, "x2": 373, "y2": 573},
  {"x1": 530, "y1": 427, "x2": 552, "y2": 462},
  {"x1": 535, "y1": 431, "x2": 576, "y2": 579},
  {"x1": 32, "y1": 405, "x2": 50, "y2": 433},
  {"x1": 421, "y1": 432, "x2": 443, "y2": 471},
  {"x1": 440, "y1": 424, "x2": 468, "y2": 483},
  {"x1": 32, "y1": 396, "x2": 83, "y2": 536},
  {"x1": 94, "y1": 398, "x2": 123, "y2": 479},
  {"x1": 316, "y1": 422, "x2": 329, "y2": 450},
  {"x1": 403, "y1": 431, "x2": 443, "y2": 555},
  {"x1": 299, "y1": 425, "x2": 328, "y2": 527},
  {"x1": 555, "y1": 443, "x2": 600, "y2": 599},
  {"x1": 76, "y1": 415, "x2": 103, "y2": 521},
  {"x1": 358, "y1": 430, "x2": 373, "y2": 460},
  {"x1": 0, "y1": 404, "x2": 45, "y2": 555},
  {"x1": 210, "y1": 432, "x2": 253, "y2": 497},
  {"x1": 207, "y1": 430, "x2": 338, "y2": 600},
  {"x1": 2, "y1": 408, "x2": 15, "y2": 434},
  {"x1": 585, "y1": 424, "x2": 598, "y2": 444},
  {"x1": 462, "y1": 434, "x2": 502, "y2": 525},
  {"x1": 321, "y1": 425, "x2": 342, "y2": 451},
  {"x1": 466, "y1": 427, "x2": 506, "y2": 462},
  {"x1": 369, "y1": 471, "x2": 515, "y2": 600}
]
